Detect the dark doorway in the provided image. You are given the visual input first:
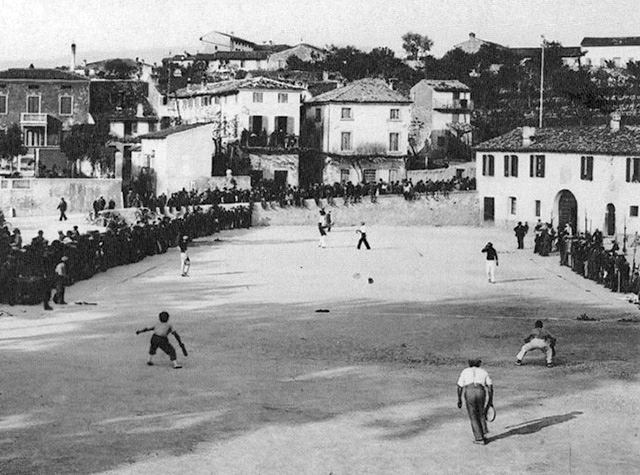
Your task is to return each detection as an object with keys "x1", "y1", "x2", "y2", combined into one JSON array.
[
  {"x1": 274, "y1": 170, "x2": 288, "y2": 186},
  {"x1": 275, "y1": 116, "x2": 288, "y2": 133},
  {"x1": 250, "y1": 116, "x2": 263, "y2": 134},
  {"x1": 483, "y1": 197, "x2": 495, "y2": 221},
  {"x1": 605, "y1": 203, "x2": 616, "y2": 236},
  {"x1": 557, "y1": 190, "x2": 577, "y2": 233}
]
